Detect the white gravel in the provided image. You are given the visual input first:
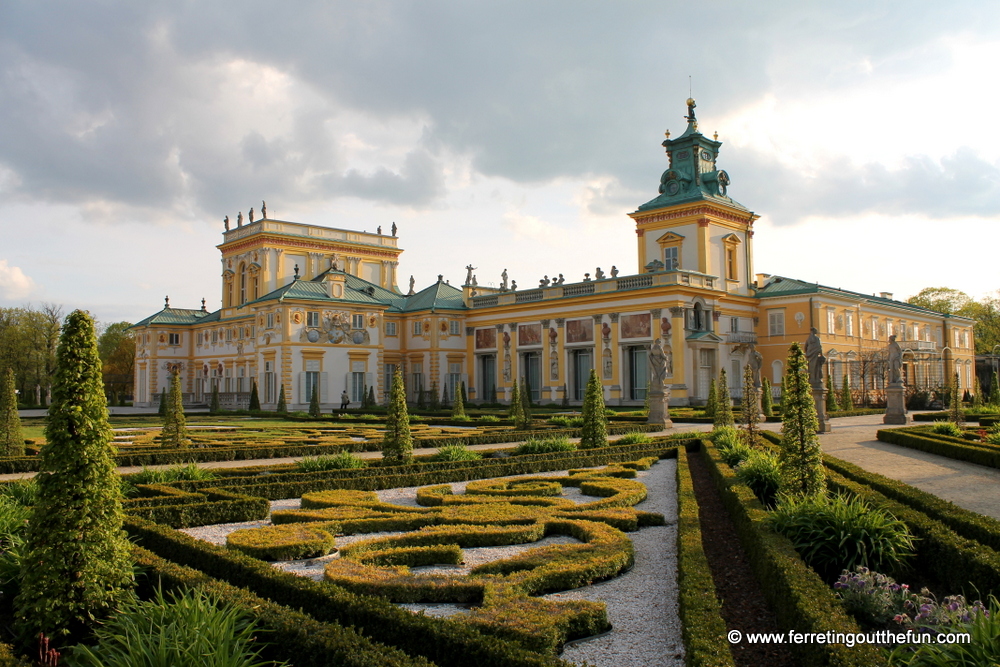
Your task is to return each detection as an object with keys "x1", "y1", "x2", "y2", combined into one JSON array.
[{"x1": 180, "y1": 461, "x2": 683, "y2": 667}]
